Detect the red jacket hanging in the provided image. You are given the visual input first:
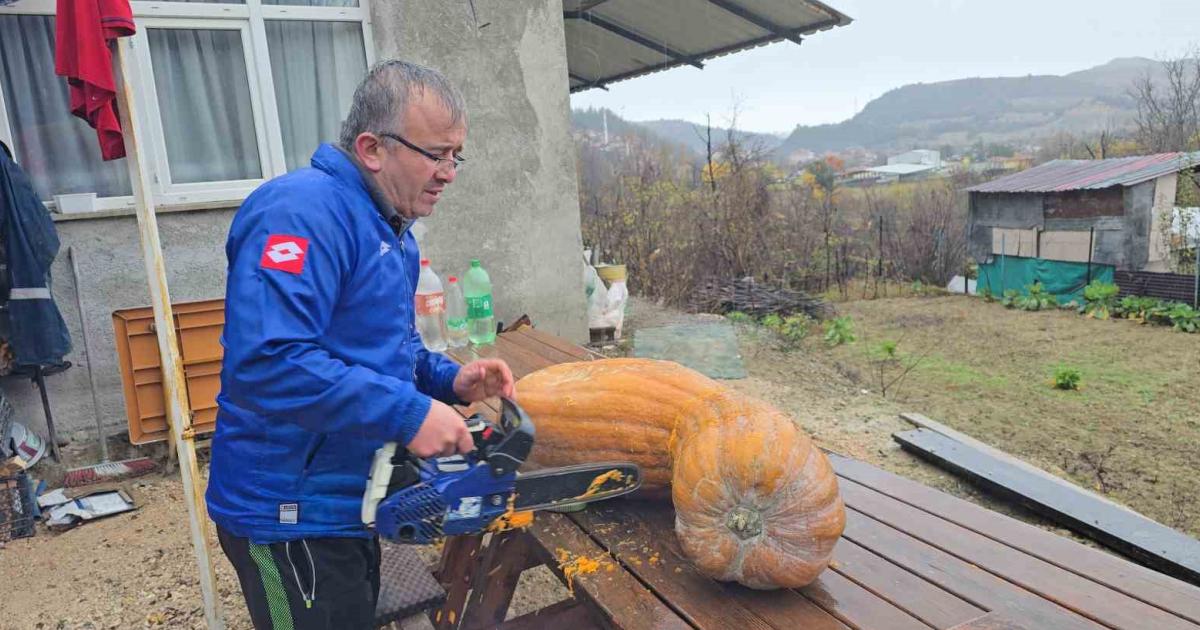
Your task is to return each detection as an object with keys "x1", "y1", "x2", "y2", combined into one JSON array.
[{"x1": 54, "y1": 0, "x2": 136, "y2": 161}]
